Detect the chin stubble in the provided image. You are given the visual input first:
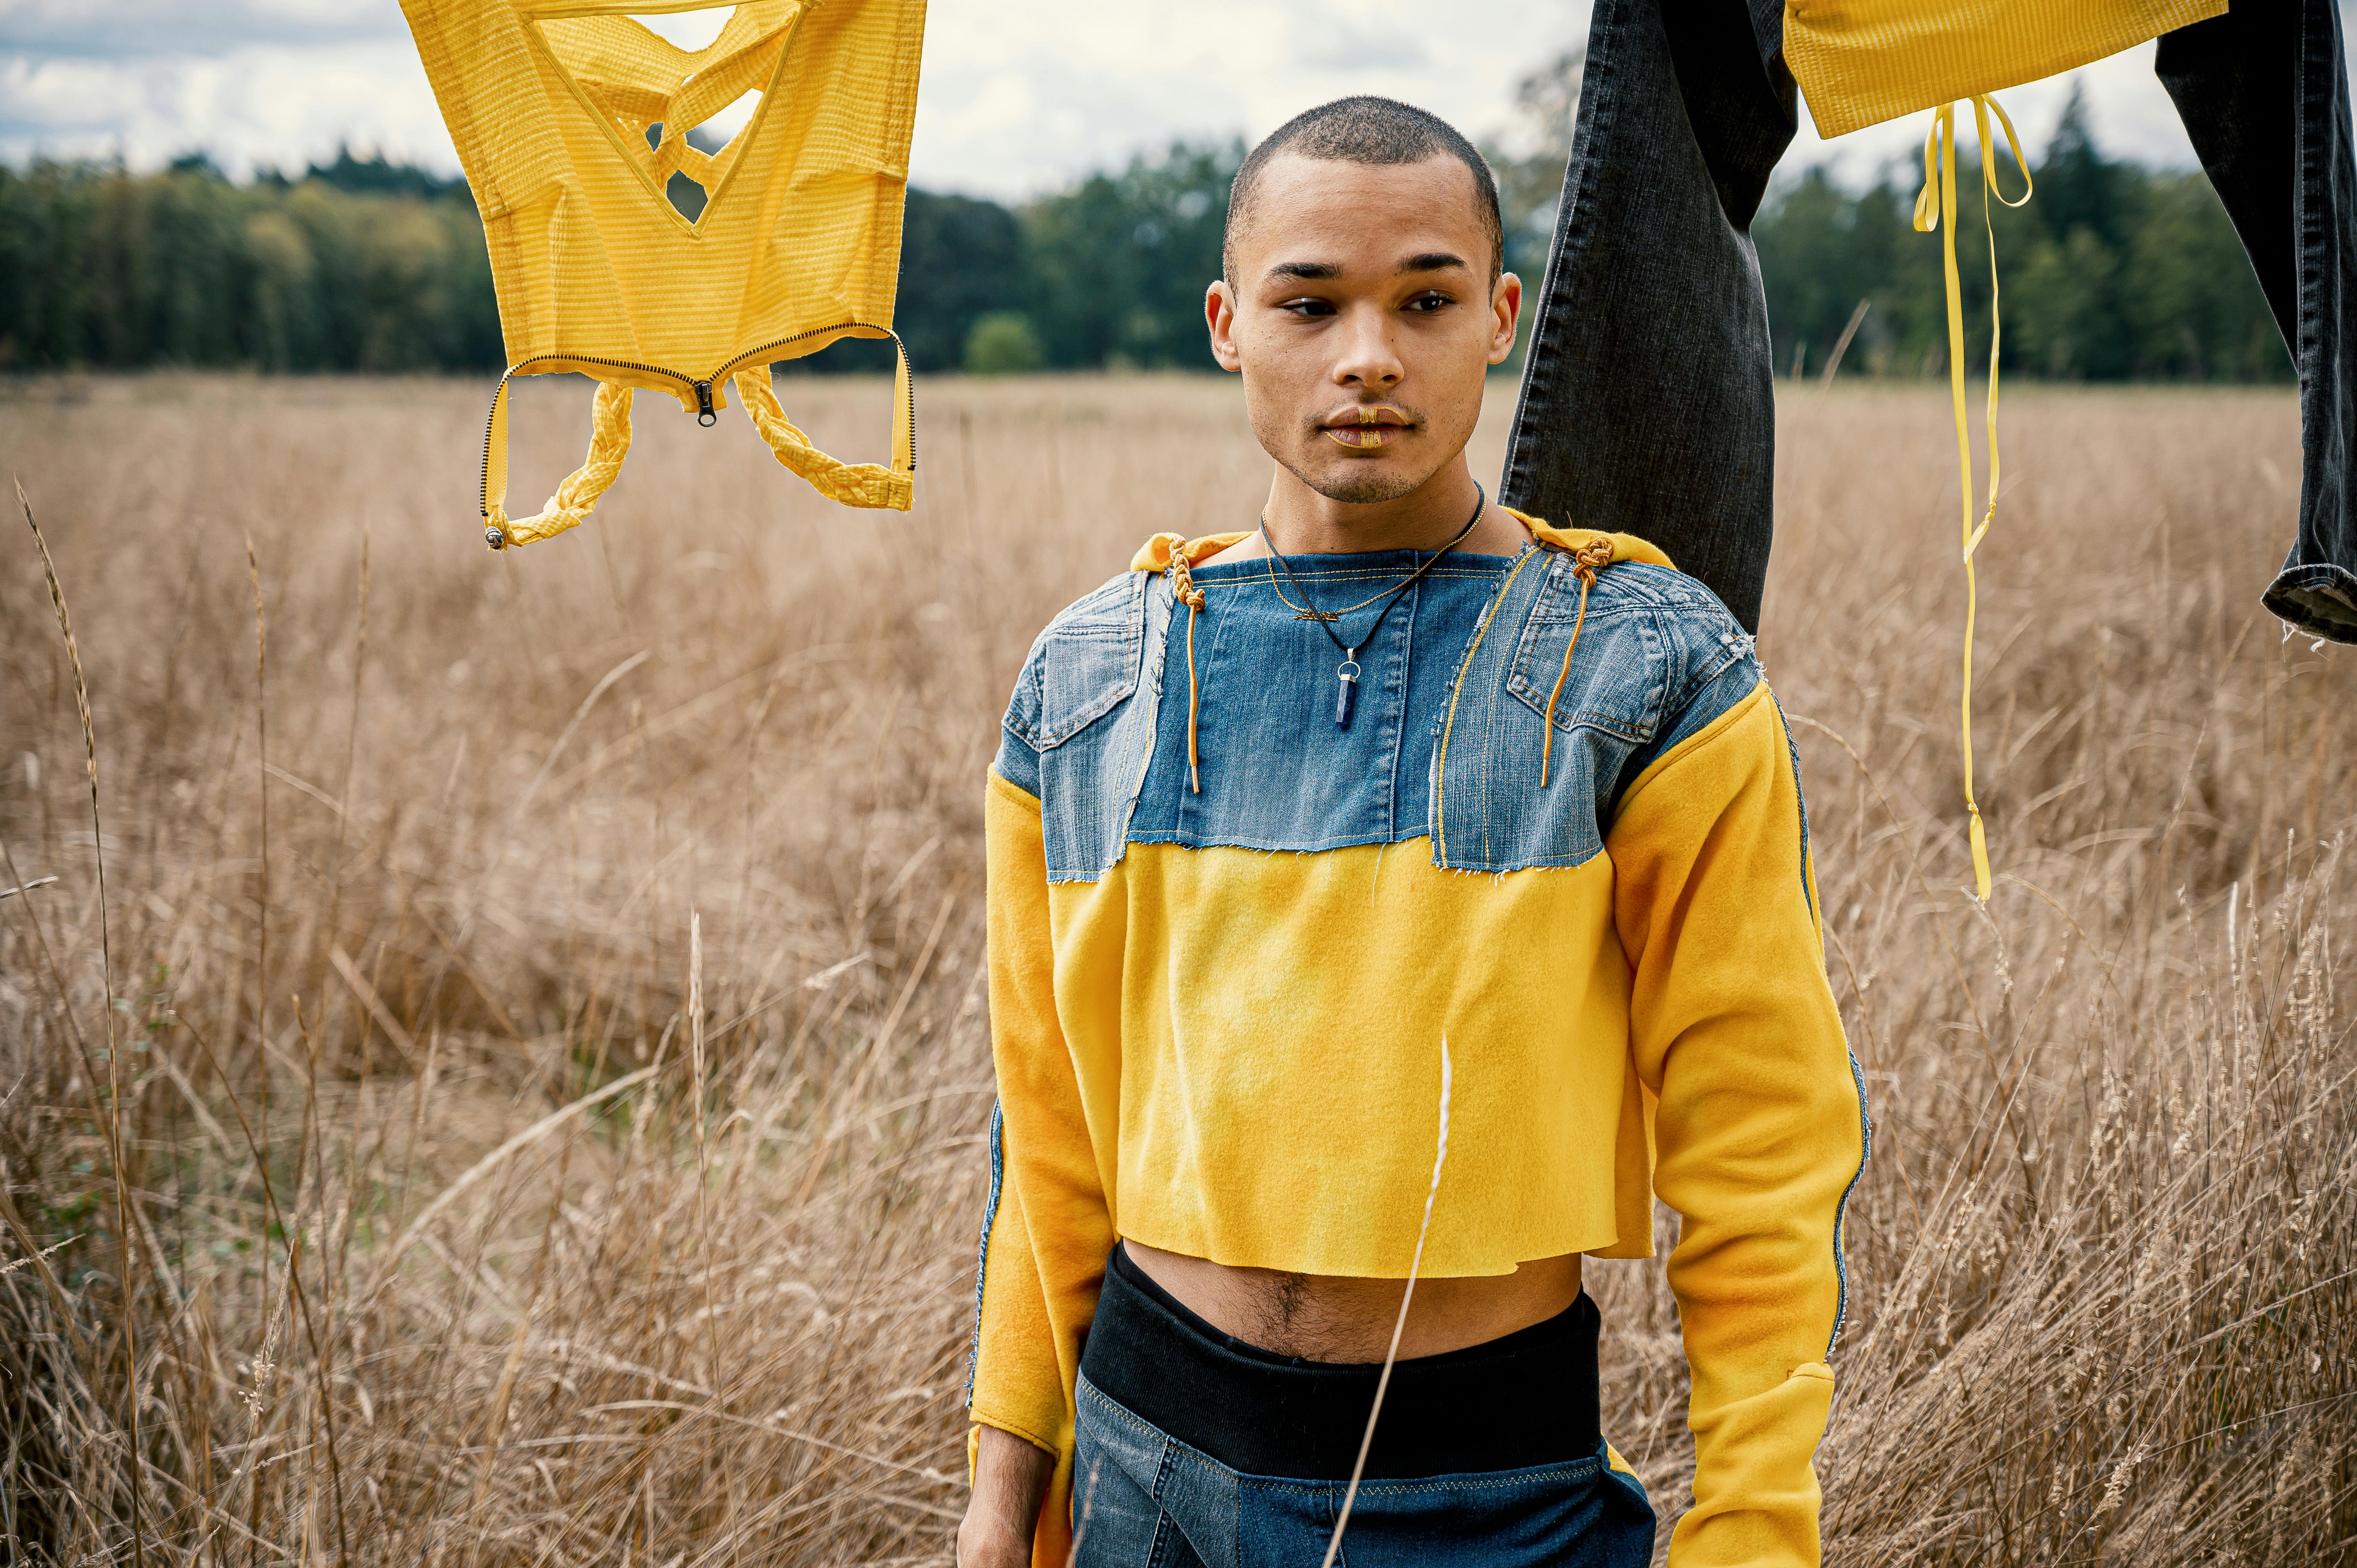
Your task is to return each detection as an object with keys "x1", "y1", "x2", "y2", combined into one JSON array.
[
  {"x1": 1306, "y1": 470, "x2": 1424, "y2": 504},
  {"x1": 1283, "y1": 434, "x2": 1428, "y2": 505}
]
